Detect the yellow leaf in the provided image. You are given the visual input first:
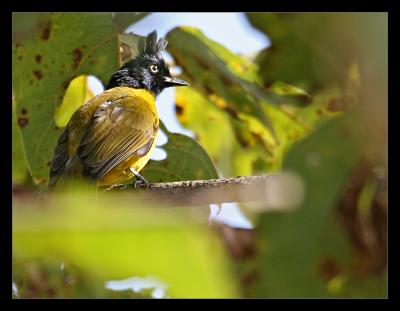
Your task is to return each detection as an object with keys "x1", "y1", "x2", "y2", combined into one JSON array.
[{"x1": 54, "y1": 75, "x2": 94, "y2": 127}]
